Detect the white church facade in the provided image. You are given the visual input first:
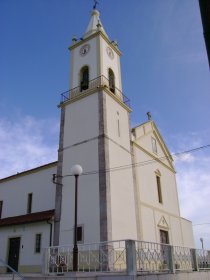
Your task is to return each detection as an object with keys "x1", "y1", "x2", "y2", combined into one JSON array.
[{"x1": 0, "y1": 8, "x2": 194, "y2": 273}]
